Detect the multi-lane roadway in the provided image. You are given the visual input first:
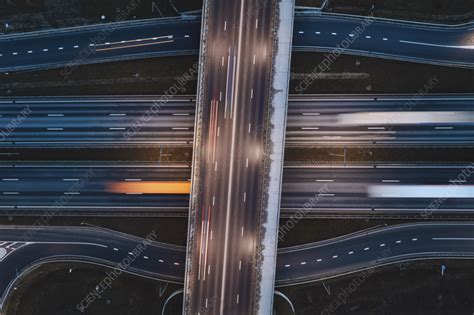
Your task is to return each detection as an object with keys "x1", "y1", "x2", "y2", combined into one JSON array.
[
  {"x1": 1, "y1": 14, "x2": 474, "y2": 72},
  {"x1": 0, "y1": 163, "x2": 190, "y2": 215},
  {"x1": 1, "y1": 223, "x2": 474, "y2": 310},
  {"x1": 3, "y1": 94, "x2": 474, "y2": 147},
  {"x1": 184, "y1": 0, "x2": 277, "y2": 313},
  {"x1": 0, "y1": 225, "x2": 185, "y2": 310},
  {"x1": 0, "y1": 18, "x2": 199, "y2": 73},
  {"x1": 2, "y1": 163, "x2": 474, "y2": 216},
  {"x1": 2, "y1": 6, "x2": 474, "y2": 315},
  {"x1": 294, "y1": 14, "x2": 474, "y2": 68},
  {"x1": 283, "y1": 164, "x2": 474, "y2": 212},
  {"x1": 276, "y1": 222, "x2": 474, "y2": 285}
]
